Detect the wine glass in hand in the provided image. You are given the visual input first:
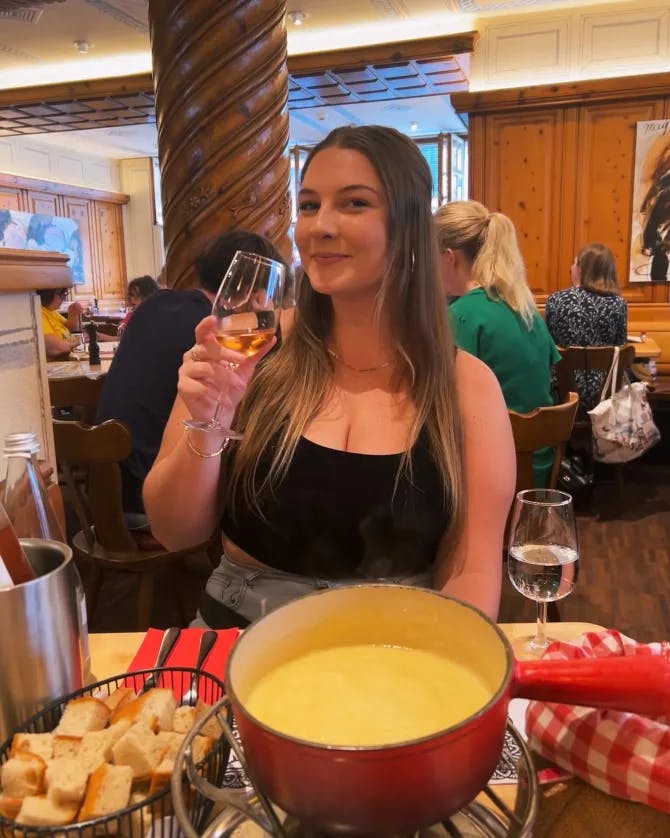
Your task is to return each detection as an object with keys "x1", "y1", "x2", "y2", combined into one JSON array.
[
  {"x1": 183, "y1": 250, "x2": 285, "y2": 437},
  {"x1": 507, "y1": 489, "x2": 579, "y2": 656}
]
